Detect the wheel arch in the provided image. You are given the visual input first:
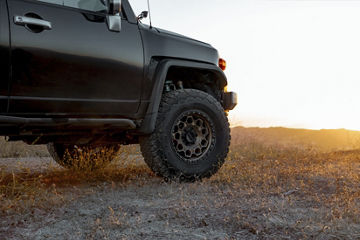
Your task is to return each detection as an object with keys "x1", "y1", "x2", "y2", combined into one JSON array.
[{"x1": 139, "y1": 59, "x2": 228, "y2": 134}]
